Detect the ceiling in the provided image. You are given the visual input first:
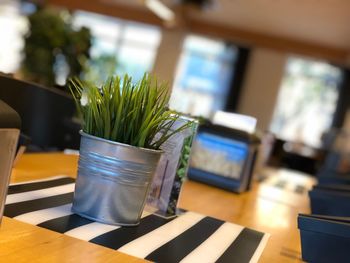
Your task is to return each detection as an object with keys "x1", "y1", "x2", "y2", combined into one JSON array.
[
  {"x1": 108, "y1": 0, "x2": 350, "y2": 50},
  {"x1": 187, "y1": 0, "x2": 350, "y2": 50}
]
